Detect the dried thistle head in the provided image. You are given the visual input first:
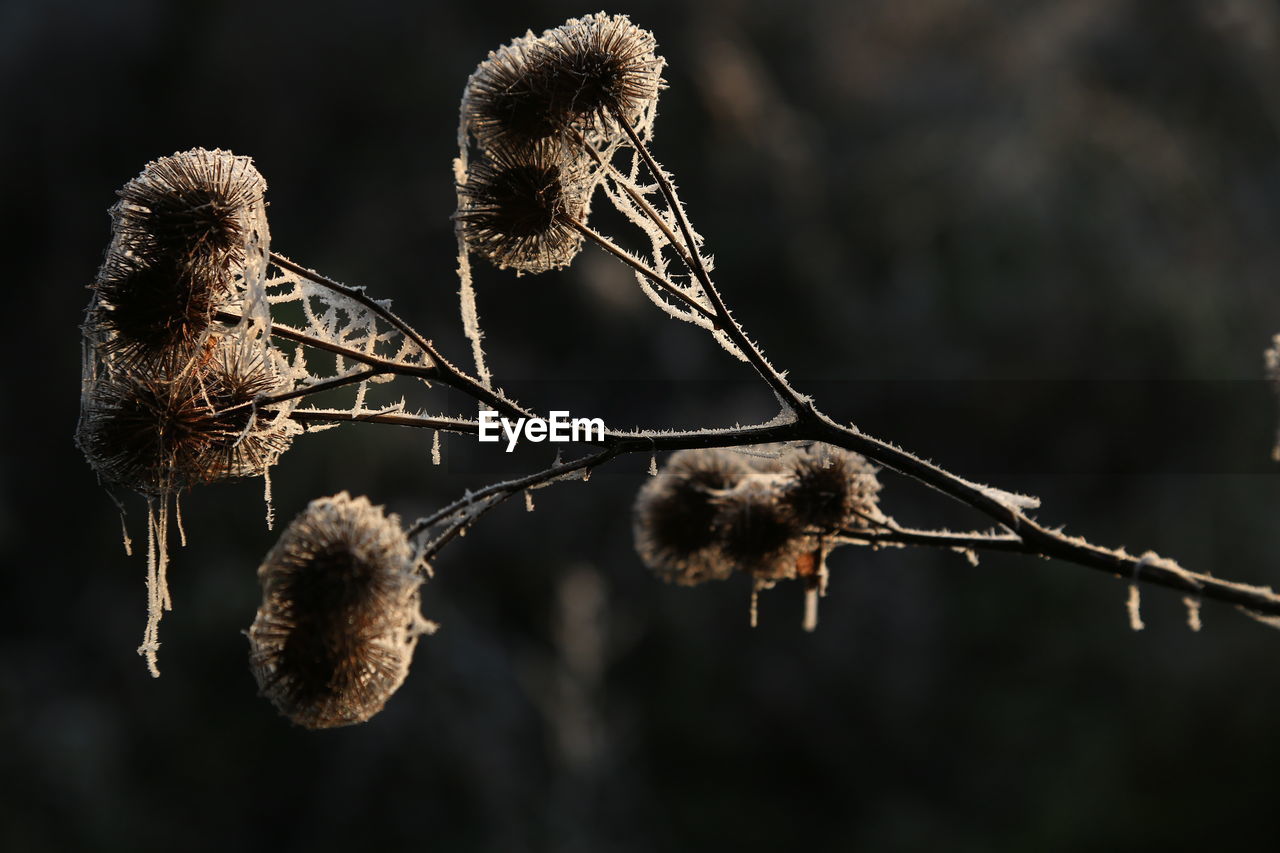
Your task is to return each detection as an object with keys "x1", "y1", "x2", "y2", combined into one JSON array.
[
  {"x1": 780, "y1": 445, "x2": 881, "y2": 533},
  {"x1": 633, "y1": 449, "x2": 748, "y2": 585},
  {"x1": 462, "y1": 32, "x2": 557, "y2": 150},
  {"x1": 462, "y1": 13, "x2": 662, "y2": 152},
  {"x1": 112, "y1": 148, "x2": 268, "y2": 265},
  {"x1": 87, "y1": 251, "x2": 233, "y2": 364},
  {"x1": 455, "y1": 144, "x2": 589, "y2": 273},
  {"x1": 247, "y1": 493, "x2": 430, "y2": 729},
  {"x1": 714, "y1": 478, "x2": 809, "y2": 582},
  {"x1": 534, "y1": 13, "x2": 662, "y2": 131},
  {"x1": 77, "y1": 337, "x2": 295, "y2": 495}
]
